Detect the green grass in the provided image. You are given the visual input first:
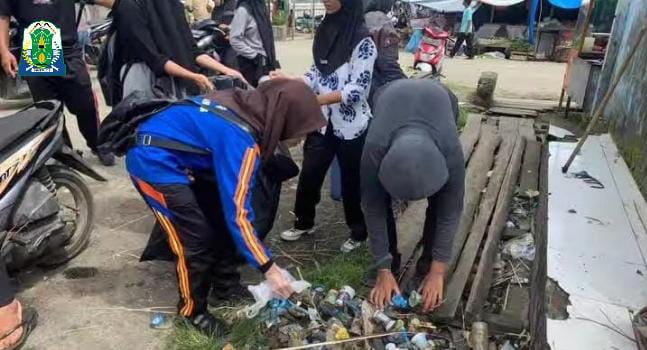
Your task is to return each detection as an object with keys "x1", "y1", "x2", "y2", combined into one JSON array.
[
  {"x1": 168, "y1": 249, "x2": 372, "y2": 349},
  {"x1": 458, "y1": 105, "x2": 469, "y2": 131},
  {"x1": 169, "y1": 318, "x2": 267, "y2": 350},
  {"x1": 301, "y1": 247, "x2": 372, "y2": 294}
]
